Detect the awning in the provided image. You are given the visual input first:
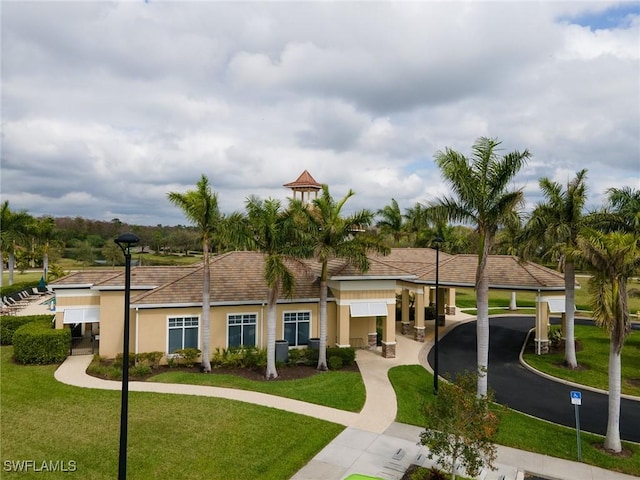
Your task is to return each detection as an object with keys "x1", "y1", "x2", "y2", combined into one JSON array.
[
  {"x1": 350, "y1": 302, "x2": 388, "y2": 317},
  {"x1": 63, "y1": 307, "x2": 100, "y2": 324}
]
